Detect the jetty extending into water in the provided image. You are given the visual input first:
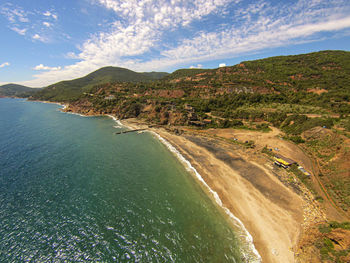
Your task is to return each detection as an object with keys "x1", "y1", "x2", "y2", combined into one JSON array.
[{"x1": 115, "y1": 128, "x2": 146, "y2": 135}]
